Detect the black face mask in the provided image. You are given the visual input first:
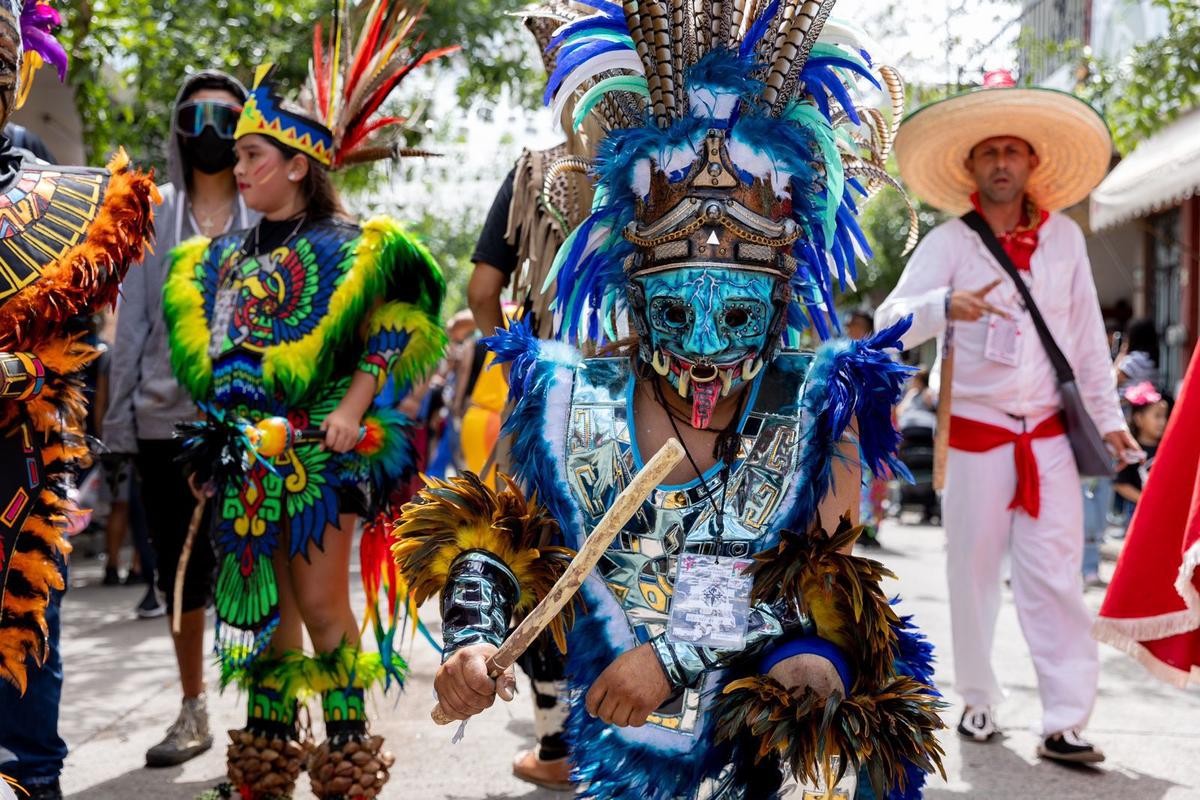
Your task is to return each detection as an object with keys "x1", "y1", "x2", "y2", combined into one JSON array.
[{"x1": 181, "y1": 128, "x2": 237, "y2": 175}]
